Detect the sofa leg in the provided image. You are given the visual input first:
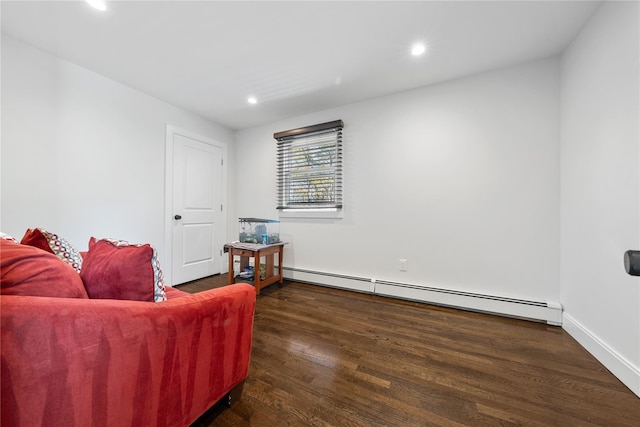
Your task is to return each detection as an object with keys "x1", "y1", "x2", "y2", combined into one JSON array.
[{"x1": 225, "y1": 381, "x2": 245, "y2": 407}]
